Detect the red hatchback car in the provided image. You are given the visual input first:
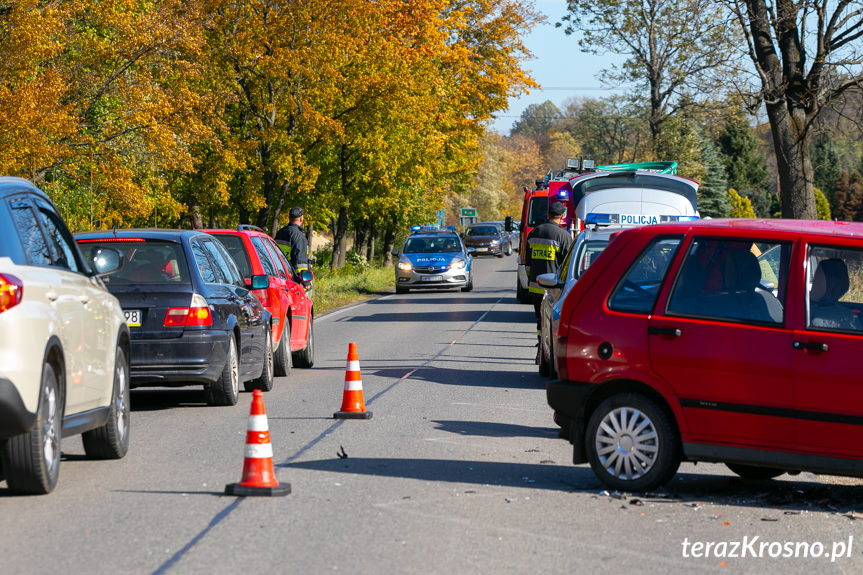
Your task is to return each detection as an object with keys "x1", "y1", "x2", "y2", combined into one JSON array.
[
  {"x1": 547, "y1": 218, "x2": 863, "y2": 491},
  {"x1": 206, "y1": 226, "x2": 314, "y2": 375}
]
